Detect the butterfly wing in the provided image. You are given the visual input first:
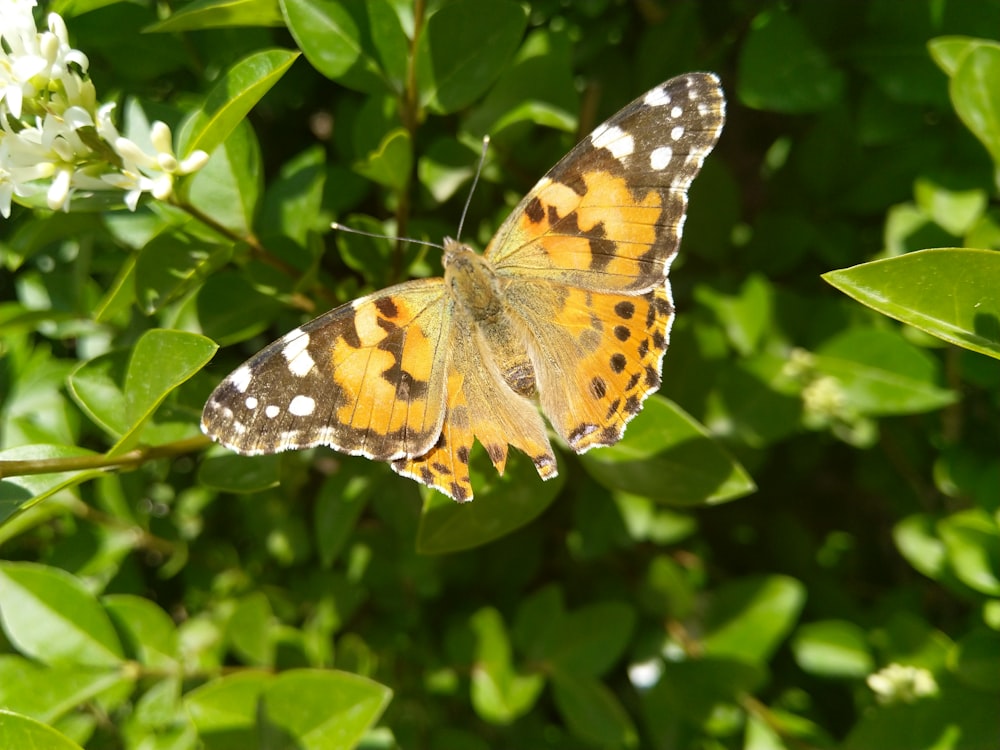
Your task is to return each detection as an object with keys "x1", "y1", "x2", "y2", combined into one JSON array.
[
  {"x1": 391, "y1": 312, "x2": 557, "y2": 502},
  {"x1": 201, "y1": 279, "x2": 452, "y2": 462},
  {"x1": 487, "y1": 73, "x2": 725, "y2": 451},
  {"x1": 485, "y1": 73, "x2": 725, "y2": 294}
]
